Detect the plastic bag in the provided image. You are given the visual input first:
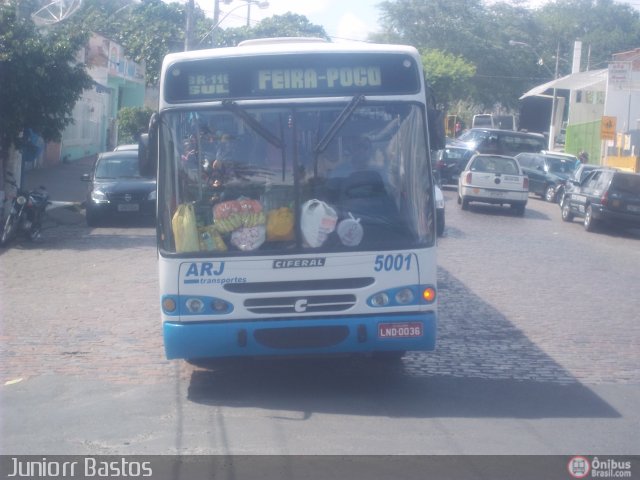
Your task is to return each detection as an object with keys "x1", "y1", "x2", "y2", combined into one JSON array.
[
  {"x1": 337, "y1": 213, "x2": 363, "y2": 246},
  {"x1": 301, "y1": 199, "x2": 337, "y2": 248},
  {"x1": 266, "y1": 206, "x2": 294, "y2": 241},
  {"x1": 231, "y1": 225, "x2": 266, "y2": 251},
  {"x1": 172, "y1": 203, "x2": 200, "y2": 252}
]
